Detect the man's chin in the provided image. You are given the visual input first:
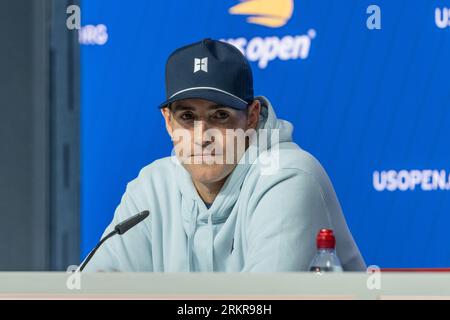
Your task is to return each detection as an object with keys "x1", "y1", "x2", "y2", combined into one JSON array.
[
  {"x1": 185, "y1": 155, "x2": 225, "y2": 165},
  {"x1": 184, "y1": 163, "x2": 235, "y2": 184}
]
